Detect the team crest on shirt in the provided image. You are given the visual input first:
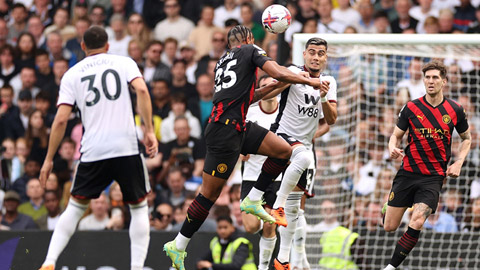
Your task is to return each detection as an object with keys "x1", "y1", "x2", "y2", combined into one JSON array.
[
  {"x1": 217, "y1": 163, "x2": 228, "y2": 173},
  {"x1": 442, "y1": 114, "x2": 451, "y2": 124},
  {"x1": 389, "y1": 192, "x2": 395, "y2": 201}
]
